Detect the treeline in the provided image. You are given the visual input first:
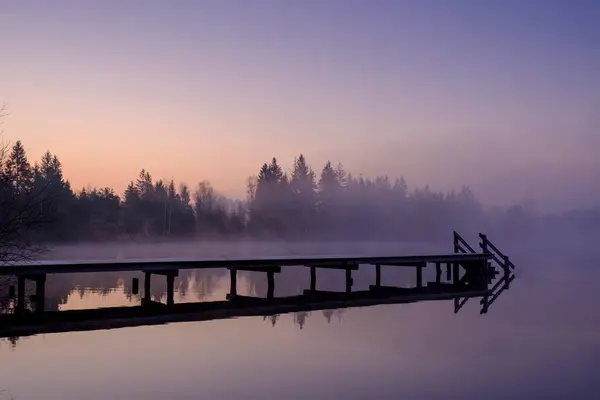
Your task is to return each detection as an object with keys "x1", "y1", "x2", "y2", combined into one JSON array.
[{"x1": 0, "y1": 139, "x2": 589, "y2": 244}]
